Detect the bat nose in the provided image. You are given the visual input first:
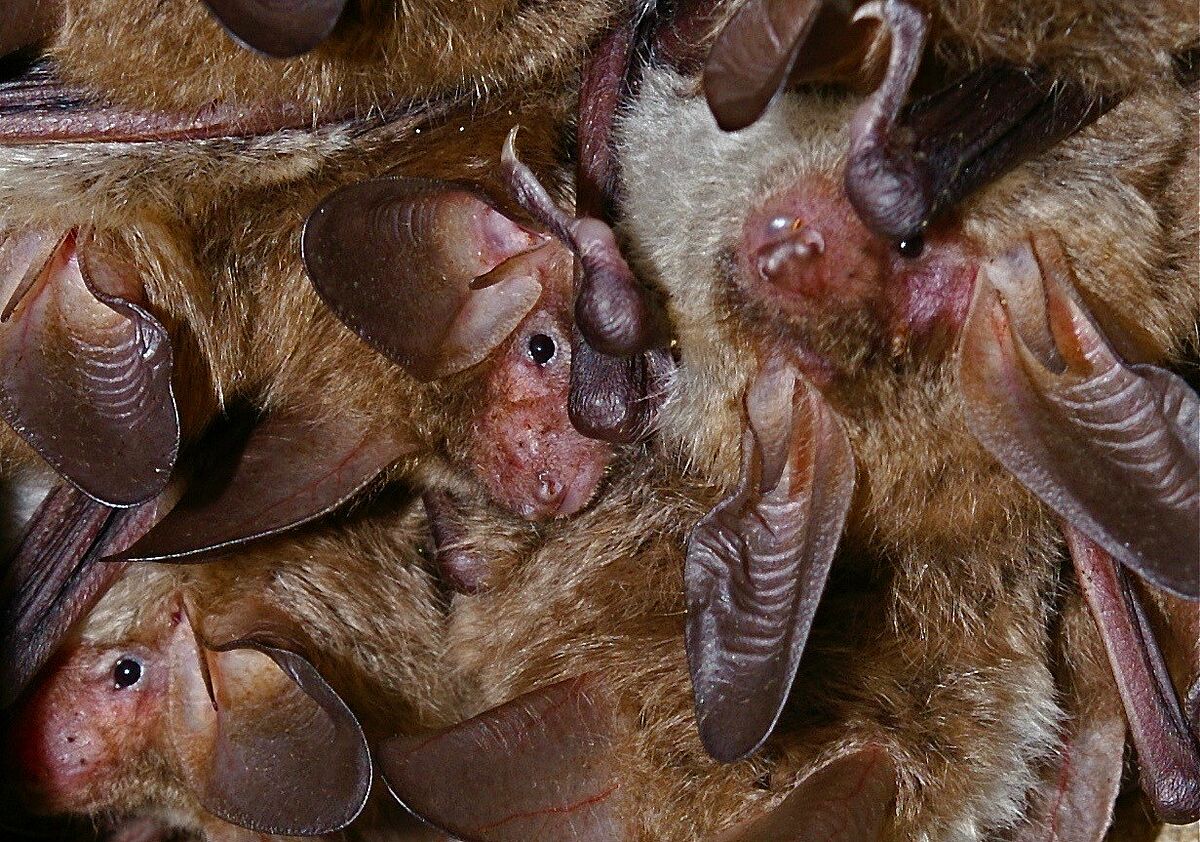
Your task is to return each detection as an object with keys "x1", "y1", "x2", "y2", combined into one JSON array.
[
  {"x1": 740, "y1": 181, "x2": 886, "y2": 309},
  {"x1": 754, "y1": 219, "x2": 827, "y2": 294}
]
